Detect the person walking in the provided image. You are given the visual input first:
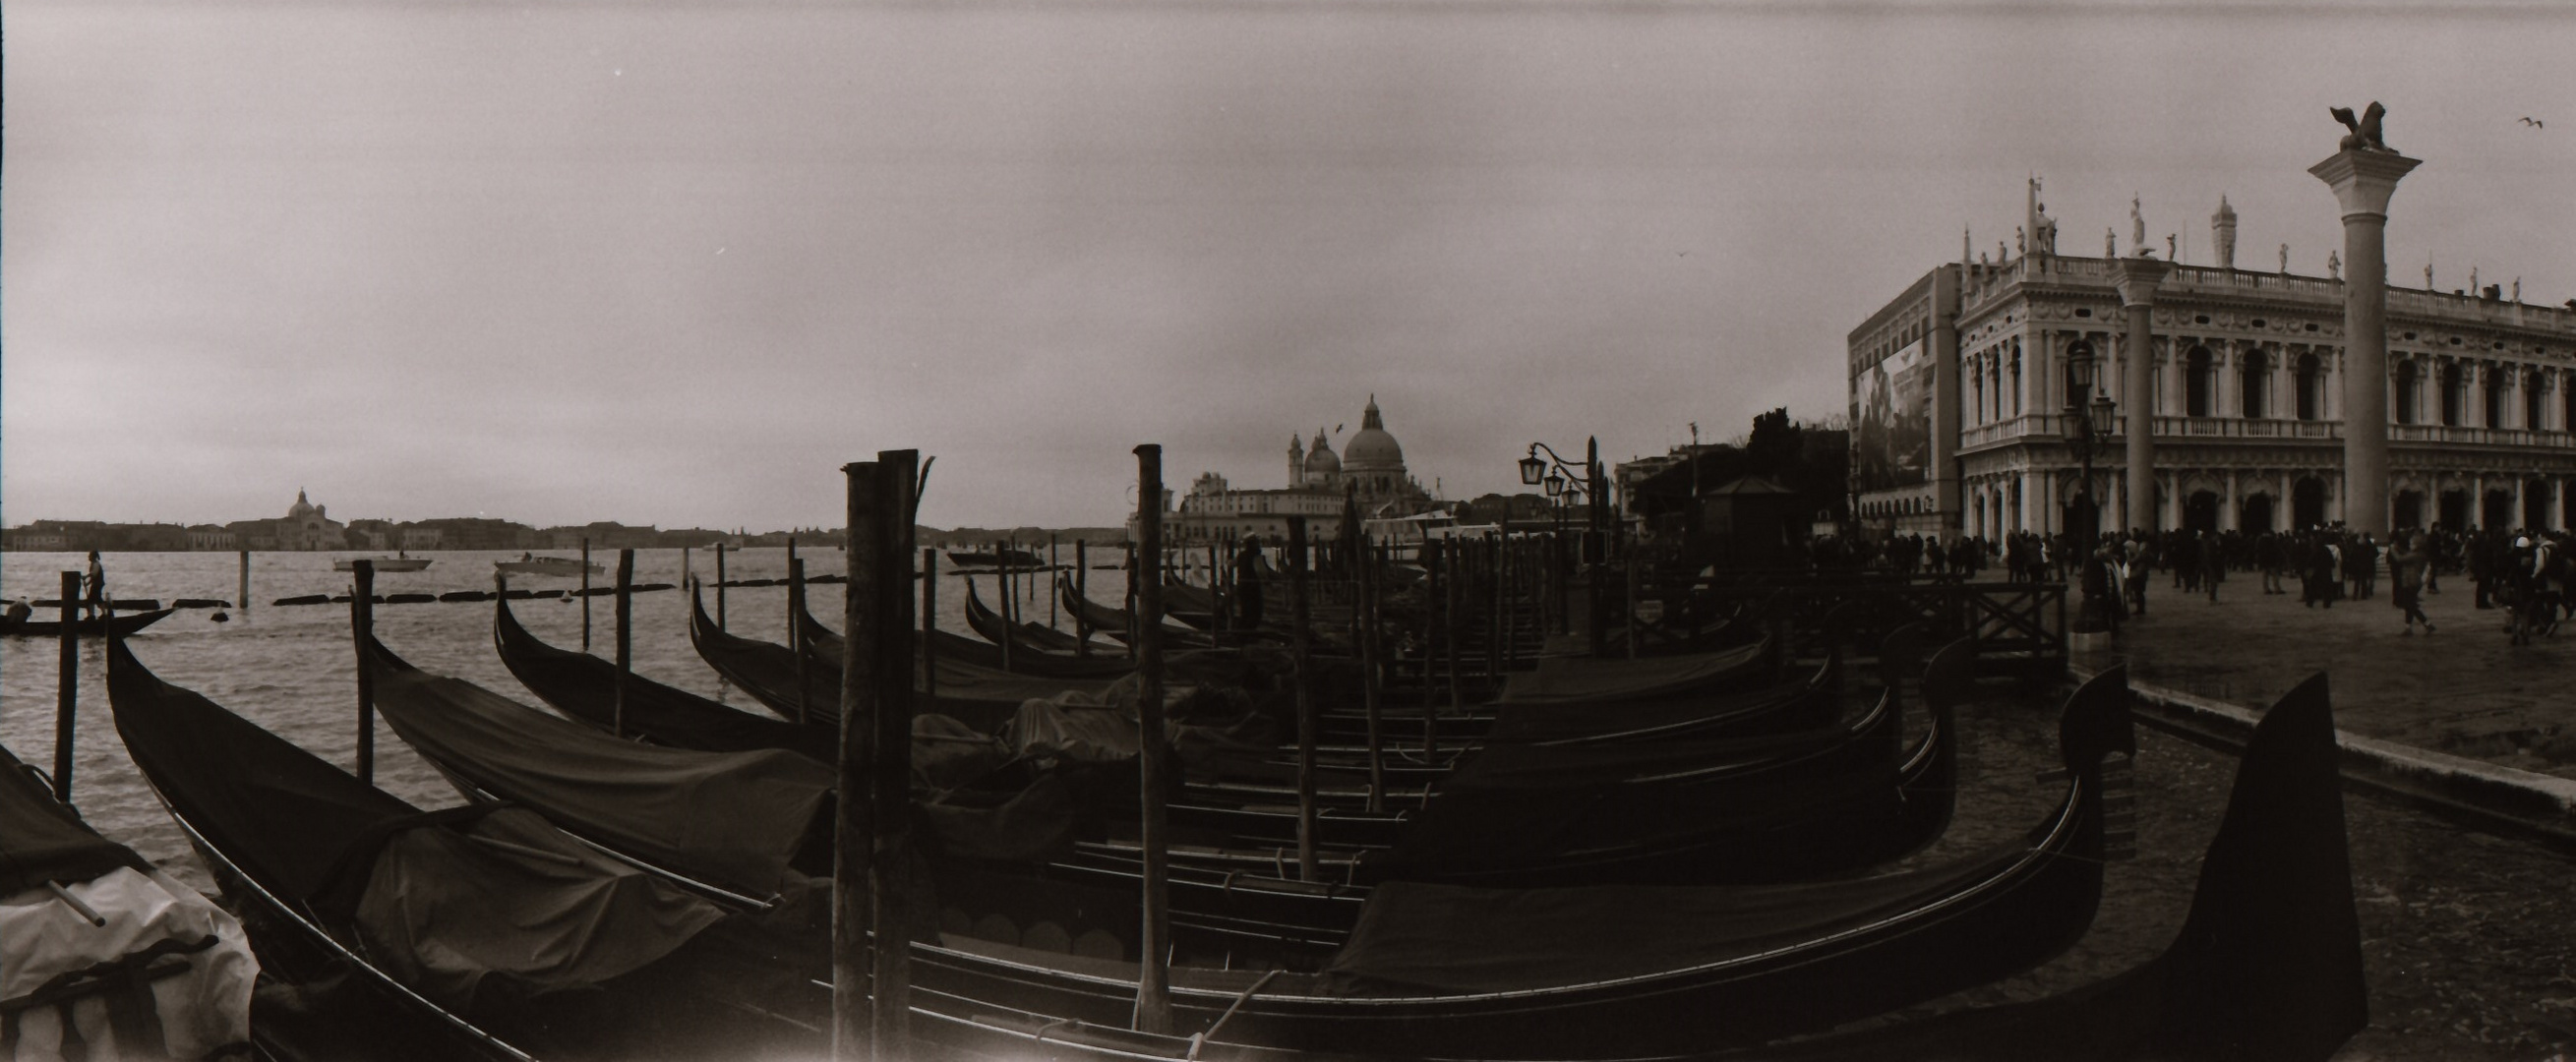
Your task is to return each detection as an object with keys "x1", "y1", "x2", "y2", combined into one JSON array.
[
  {"x1": 2391, "y1": 532, "x2": 2433, "y2": 634},
  {"x1": 2199, "y1": 530, "x2": 2224, "y2": 603}
]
